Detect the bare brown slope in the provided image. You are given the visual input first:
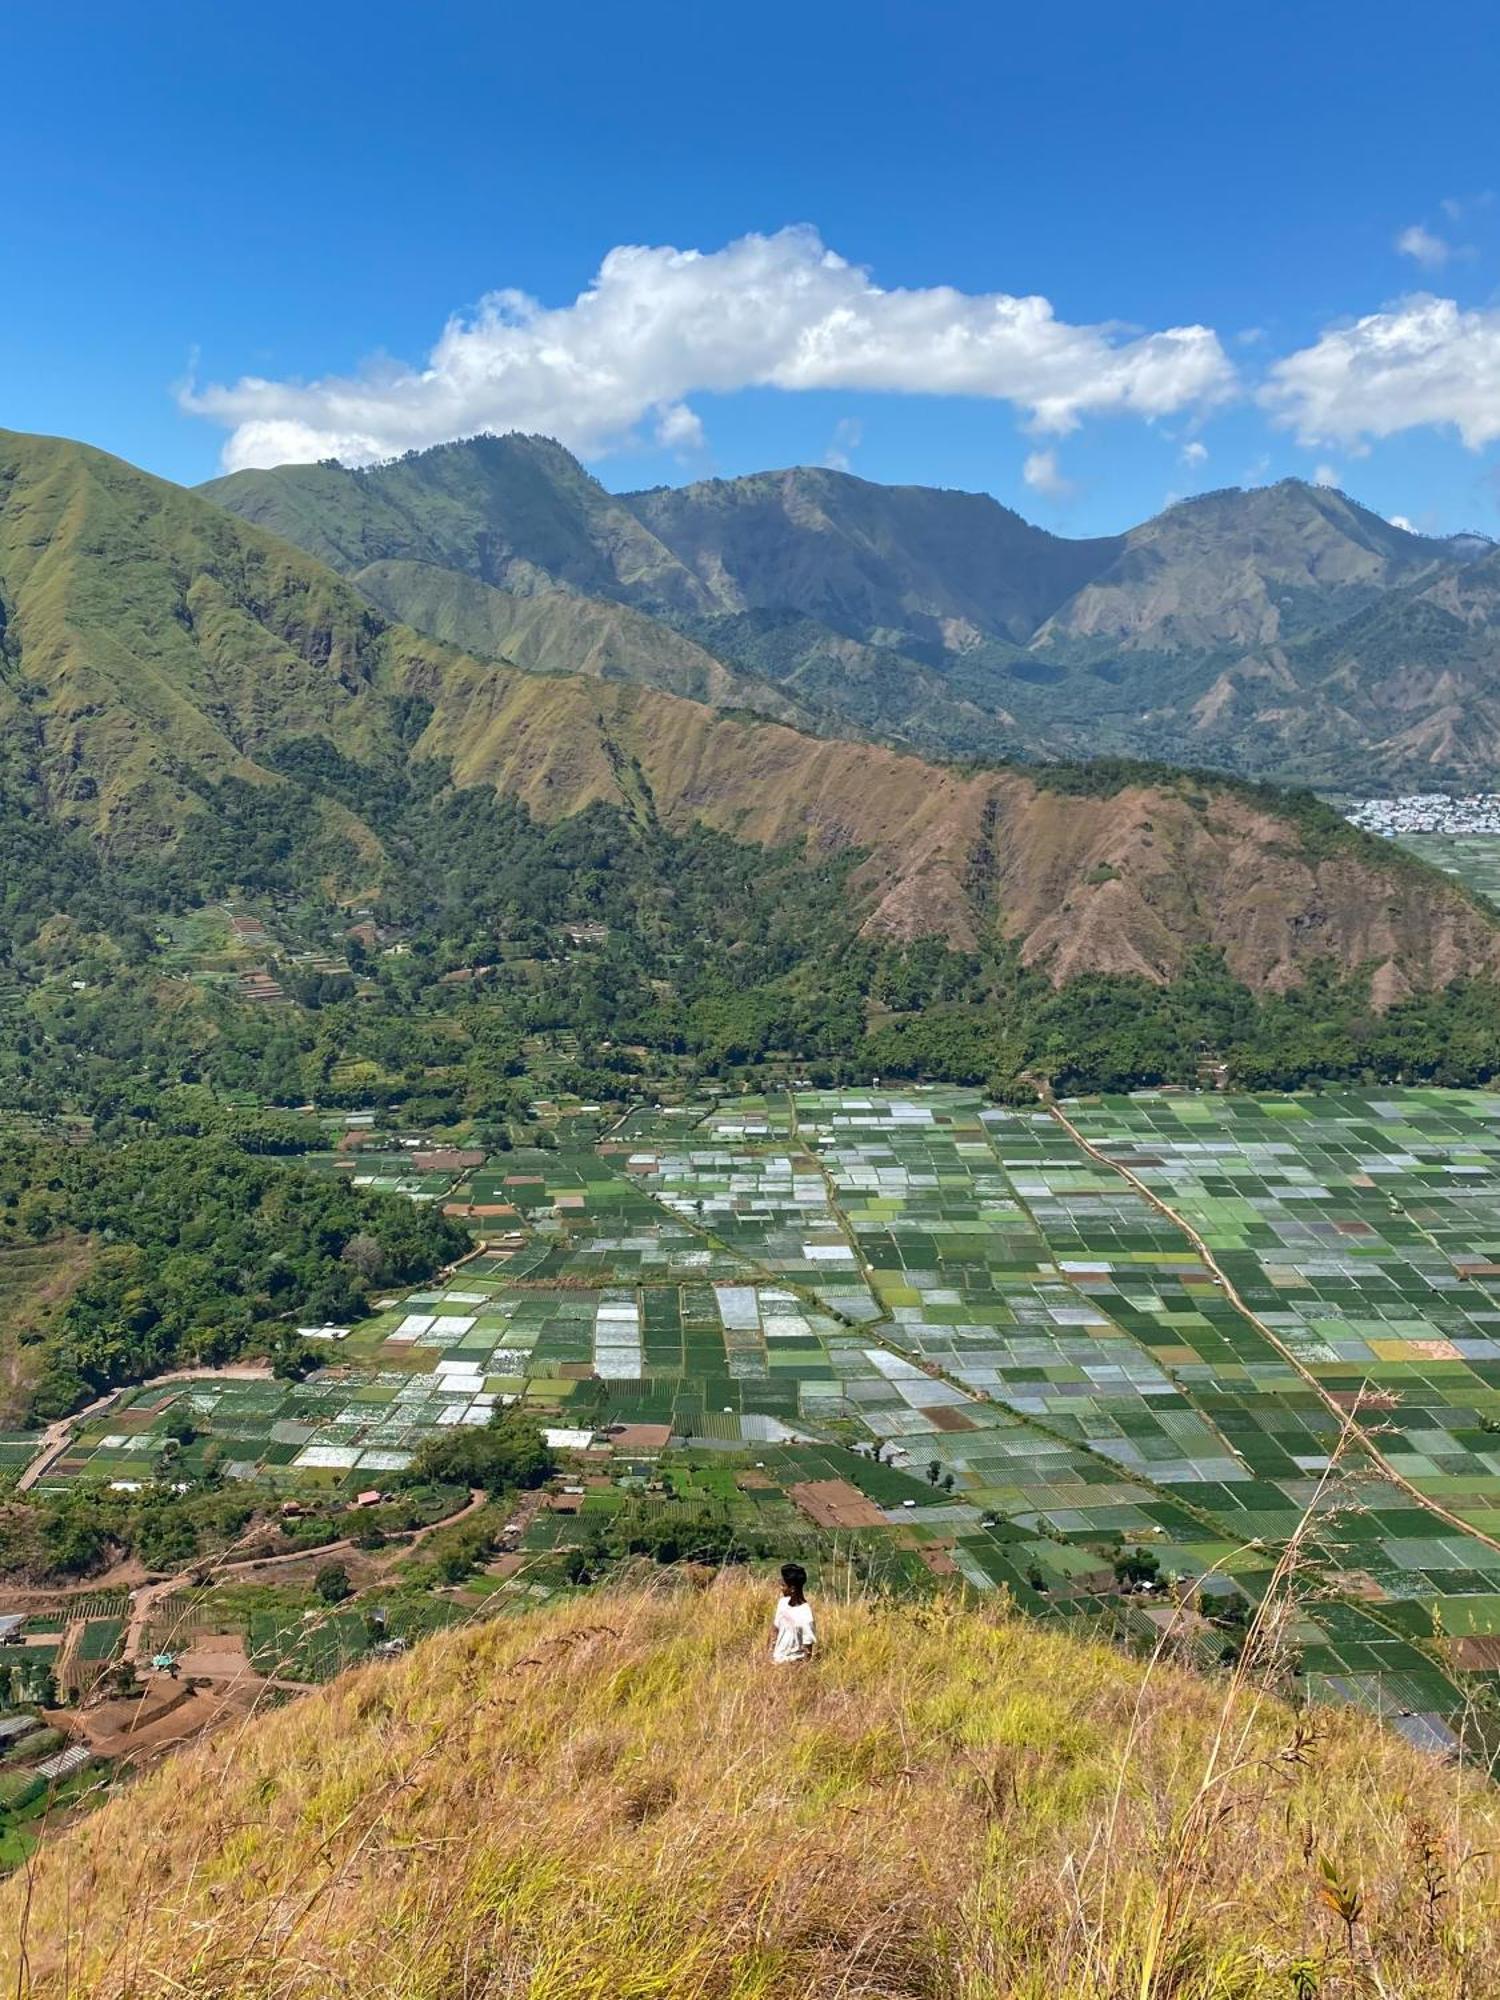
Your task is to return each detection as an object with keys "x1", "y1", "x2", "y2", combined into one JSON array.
[{"x1": 405, "y1": 655, "x2": 1500, "y2": 993}]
